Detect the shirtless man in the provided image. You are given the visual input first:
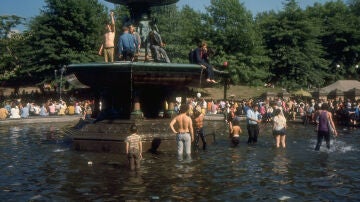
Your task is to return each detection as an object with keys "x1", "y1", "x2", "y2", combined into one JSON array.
[
  {"x1": 229, "y1": 116, "x2": 242, "y2": 146},
  {"x1": 193, "y1": 106, "x2": 206, "y2": 151},
  {"x1": 98, "y1": 11, "x2": 115, "y2": 62},
  {"x1": 170, "y1": 104, "x2": 194, "y2": 160}
]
